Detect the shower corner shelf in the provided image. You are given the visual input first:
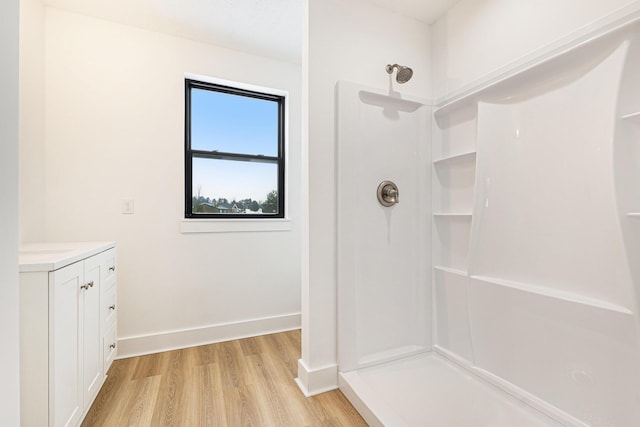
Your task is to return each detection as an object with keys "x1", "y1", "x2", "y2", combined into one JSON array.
[
  {"x1": 434, "y1": 265, "x2": 468, "y2": 276},
  {"x1": 621, "y1": 111, "x2": 640, "y2": 122},
  {"x1": 433, "y1": 151, "x2": 477, "y2": 165}
]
